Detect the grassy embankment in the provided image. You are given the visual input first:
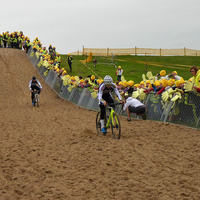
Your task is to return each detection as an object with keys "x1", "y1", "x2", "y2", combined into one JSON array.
[{"x1": 60, "y1": 54, "x2": 200, "y2": 84}]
